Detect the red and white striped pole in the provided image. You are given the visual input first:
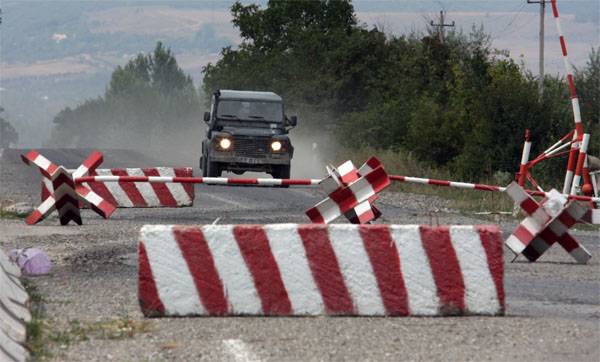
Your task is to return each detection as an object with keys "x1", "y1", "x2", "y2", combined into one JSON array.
[
  {"x1": 75, "y1": 175, "x2": 321, "y2": 187},
  {"x1": 570, "y1": 133, "x2": 590, "y2": 195},
  {"x1": 551, "y1": 0, "x2": 585, "y2": 193},
  {"x1": 388, "y1": 175, "x2": 600, "y2": 203},
  {"x1": 518, "y1": 129, "x2": 532, "y2": 187}
]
